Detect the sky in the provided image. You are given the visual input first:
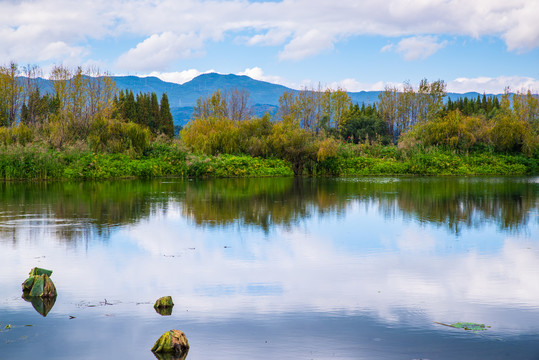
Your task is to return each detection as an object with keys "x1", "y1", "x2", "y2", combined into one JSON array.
[{"x1": 1, "y1": 0, "x2": 539, "y2": 94}]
